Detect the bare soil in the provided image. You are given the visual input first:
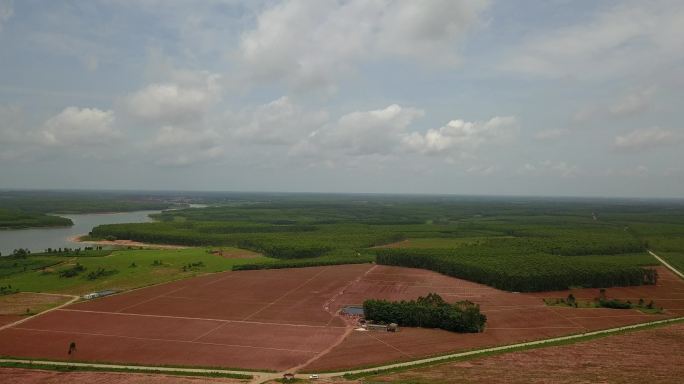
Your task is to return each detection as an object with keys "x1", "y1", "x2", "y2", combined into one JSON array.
[
  {"x1": 210, "y1": 248, "x2": 261, "y2": 259},
  {"x1": 0, "y1": 265, "x2": 681, "y2": 373},
  {"x1": 70, "y1": 236, "x2": 188, "y2": 250},
  {"x1": 372, "y1": 322, "x2": 684, "y2": 384}
]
